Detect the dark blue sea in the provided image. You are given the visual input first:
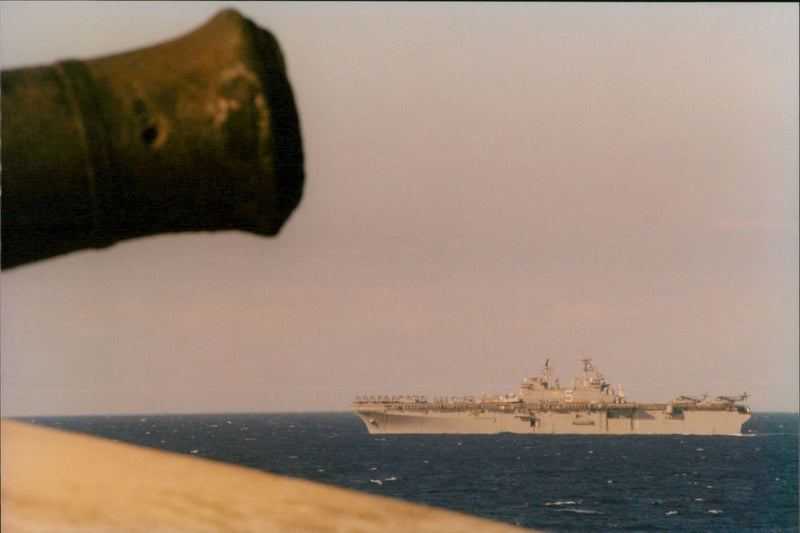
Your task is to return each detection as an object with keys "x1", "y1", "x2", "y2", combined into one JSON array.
[{"x1": 20, "y1": 412, "x2": 798, "y2": 532}]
